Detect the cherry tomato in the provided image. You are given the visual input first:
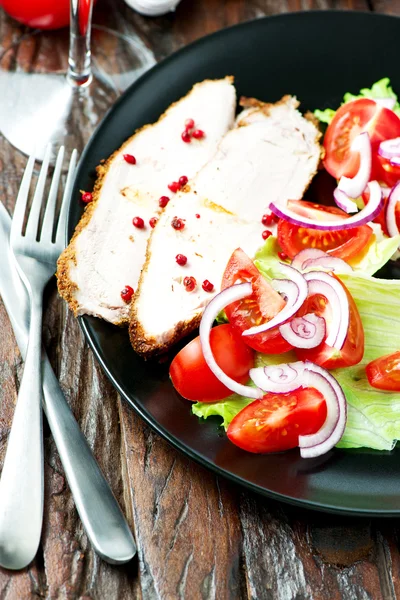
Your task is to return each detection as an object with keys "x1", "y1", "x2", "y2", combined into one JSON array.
[
  {"x1": 362, "y1": 187, "x2": 400, "y2": 236},
  {"x1": 366, "y1": 351, "x2": 400, "y2": 391},
  {"x1": 0, "y1": 0, "x2": 70, "y2": 30},
  {"x1": 376, "y1": 155, "x2": 400, "y2": 188},
  {"x1": 277, "y1": 200, "x2": 373, "y2": 261},
  {"x1": 169, "y1": 324, "x2": 254, "y2": 402},
  {"x1": 227, "y1": 388, "x2": 327, "y2": 453},
  {"x1": 324, "y1": 98, "x2": 400, "y2": 180},
  {"x1": 295, "y1": 276, "x2": 364, "y2": 369},
  {"x1": 221, "y1": 248, "x2": 292, "y2": 354}
]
